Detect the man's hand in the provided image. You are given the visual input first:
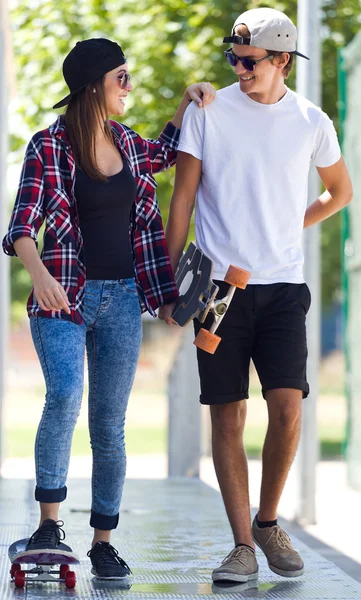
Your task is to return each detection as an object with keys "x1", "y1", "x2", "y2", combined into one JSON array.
[{"x1": 158, "y1": 303, "x2": 177, "y2": 325}]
